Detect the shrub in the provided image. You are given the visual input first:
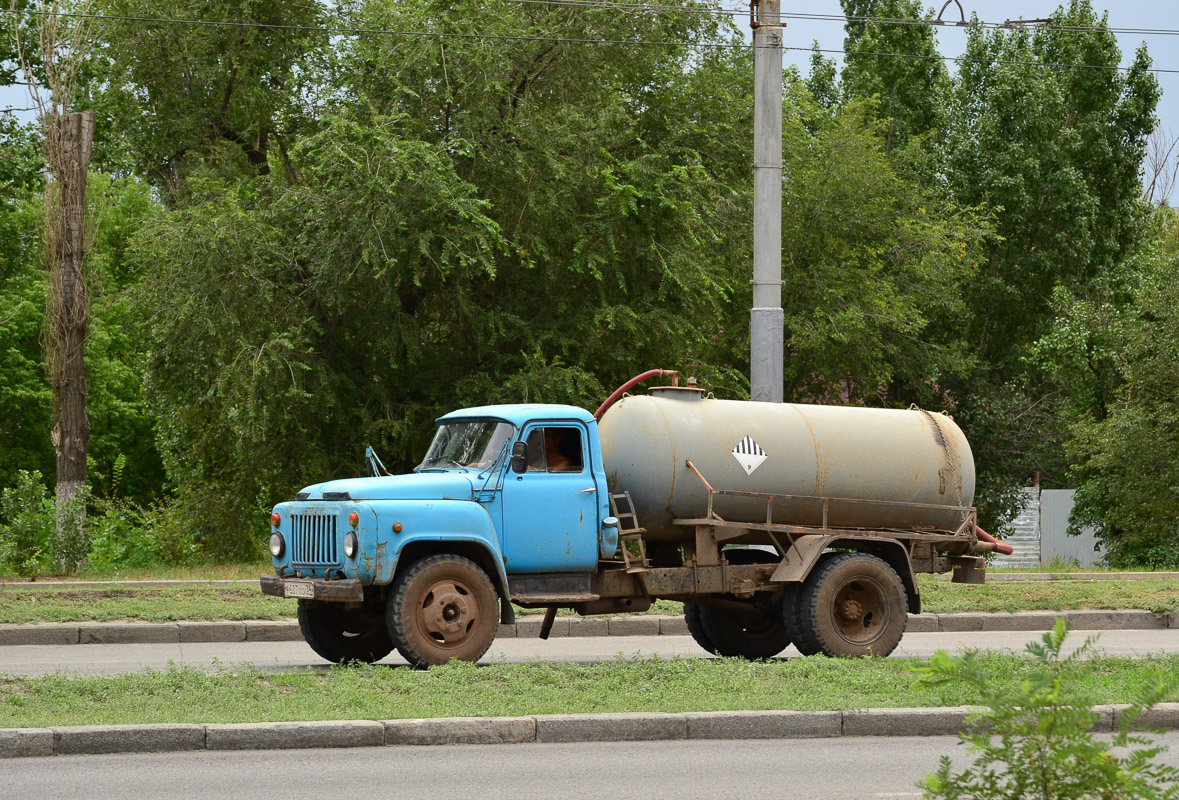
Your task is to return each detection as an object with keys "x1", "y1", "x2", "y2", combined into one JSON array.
[
  {"x1": 87, "y1": 498, "x2": 200, "y2": 570},
  {"x1": 0, "y1": 470, "x2": 54, "y2": 579}
]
